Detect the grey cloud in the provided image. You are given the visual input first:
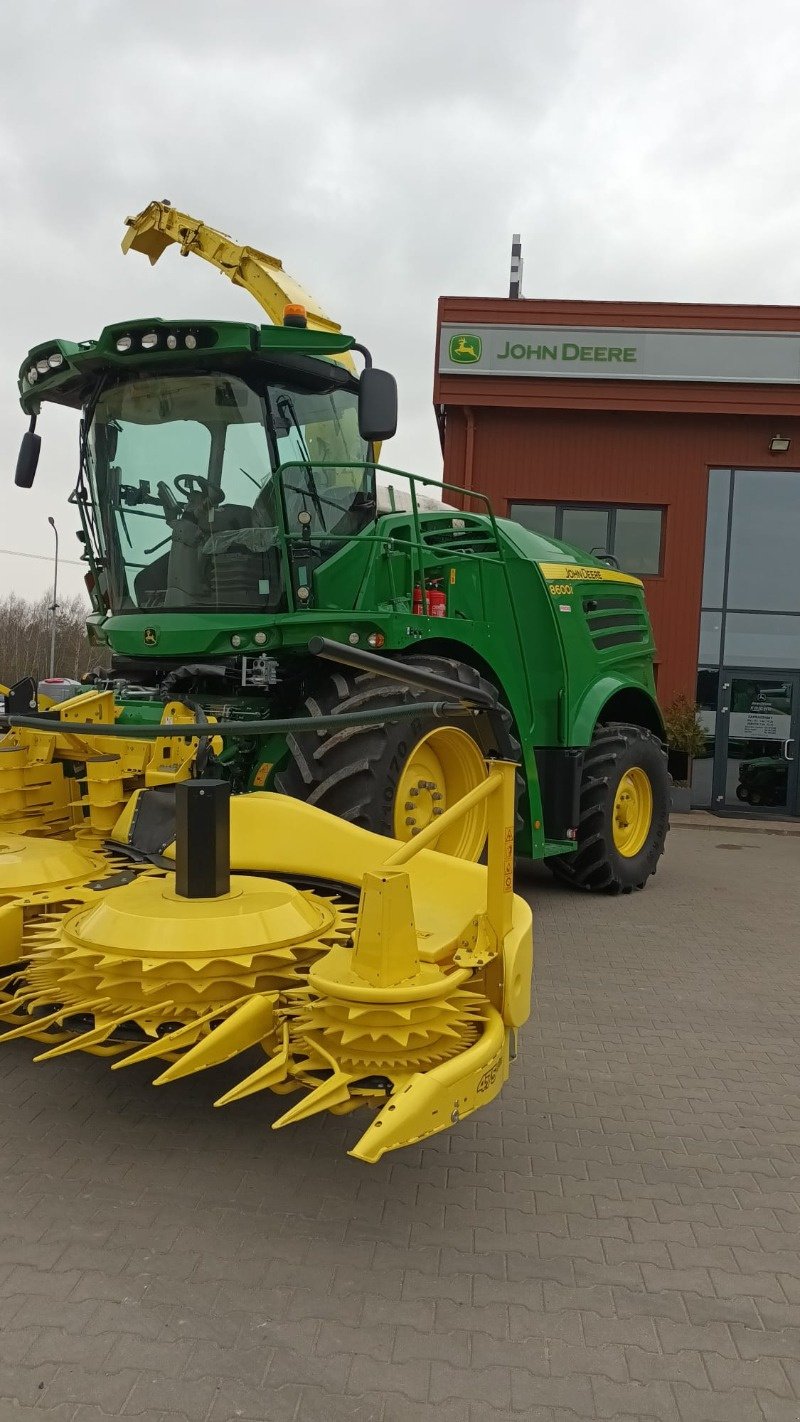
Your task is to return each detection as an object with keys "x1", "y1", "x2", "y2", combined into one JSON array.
[{"x1": 2, "y1": 0, "x2": 800, "y2": 602}]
